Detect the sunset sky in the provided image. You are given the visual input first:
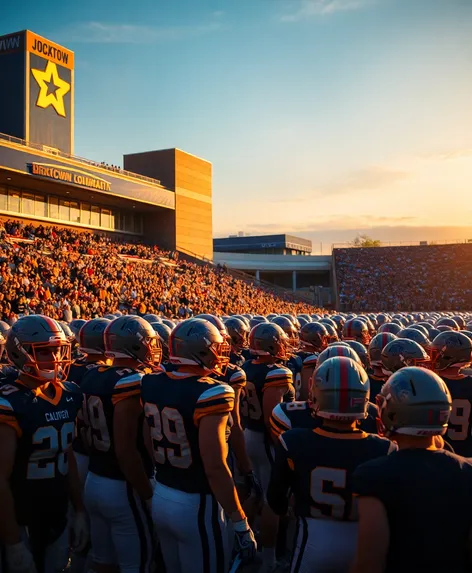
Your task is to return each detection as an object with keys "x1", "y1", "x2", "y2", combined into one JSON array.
[{"x1": 3, "y1": 0, "x2": 472, "y2": 250}]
